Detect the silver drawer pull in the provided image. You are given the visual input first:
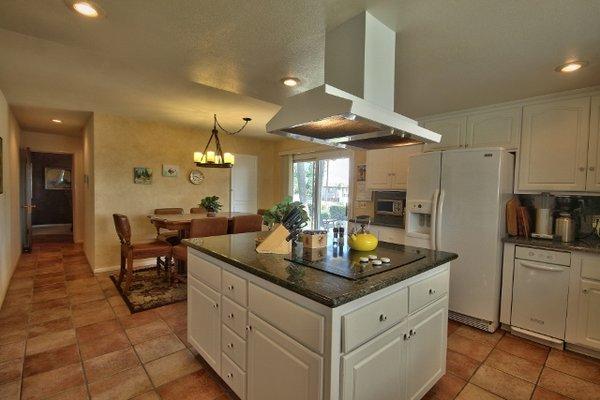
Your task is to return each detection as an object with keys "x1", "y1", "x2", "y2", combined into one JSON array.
[
  {"x1": 379, "y1": 314, "x2": 388, "y2": 322},
  {"x1": 227, "y1": 313, "x2": 235, "y2": 319},
  {"x1": 227, "y1": 285, "x2": 234, "y2": 291},
  {"x1": 227, "y1": 343, "x2": 234, "y2": 349},
  {"x1": 429, "y1": 288, "x2": 436, "y2": 295},
  {"x1": 245, "y1": 325, "x2": 252, "y2": 332},
  {"x1": 226, "y1": 373, "x2": 233, "y2": 379},
  {"x1": 212, "y1": 303, "x2": 219, "y2": 309}
]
